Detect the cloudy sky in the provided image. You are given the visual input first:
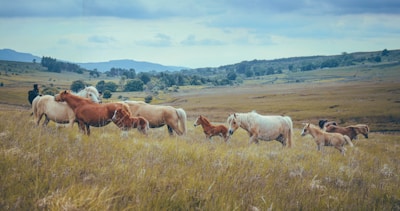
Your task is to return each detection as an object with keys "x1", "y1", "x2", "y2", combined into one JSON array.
[{"x1": 1, "y1": 0, "x2": 399, "y2": 68}]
